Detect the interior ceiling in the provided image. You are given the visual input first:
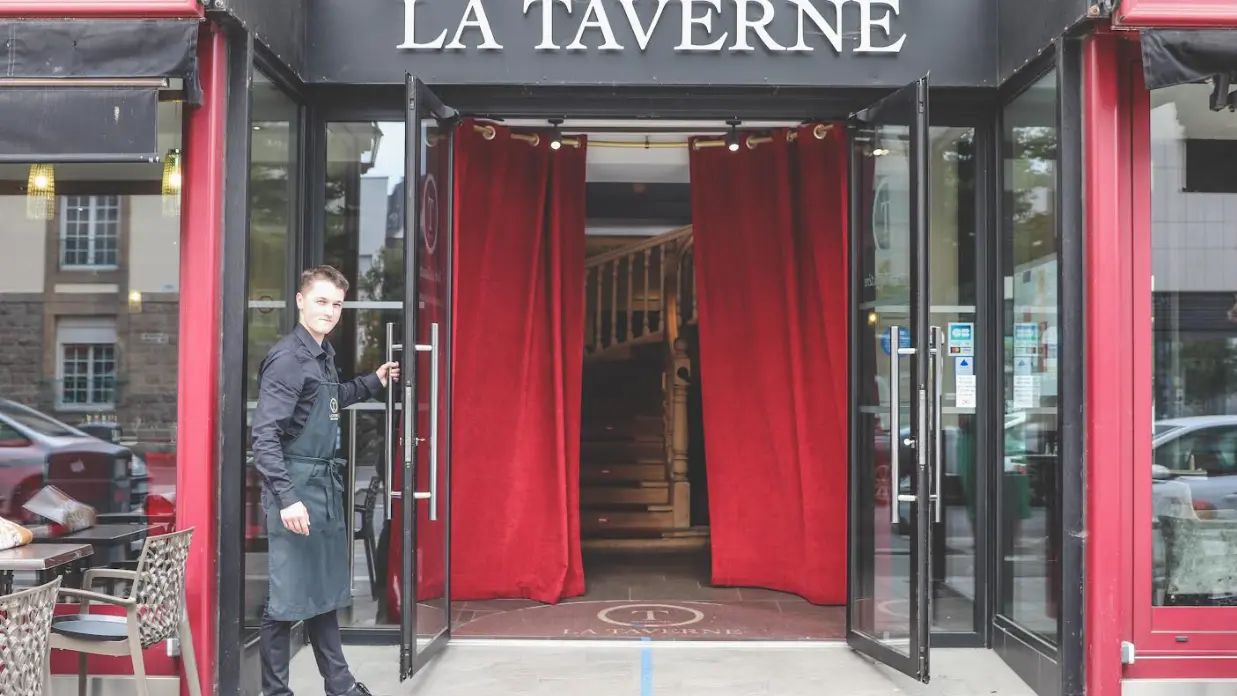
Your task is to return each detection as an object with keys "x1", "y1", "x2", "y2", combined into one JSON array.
[{"x1": 510, "y1": 119, "x2": 803, "y2": 185}]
